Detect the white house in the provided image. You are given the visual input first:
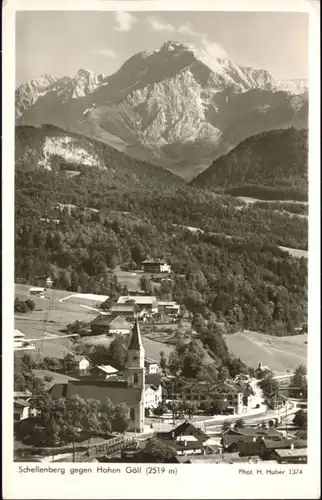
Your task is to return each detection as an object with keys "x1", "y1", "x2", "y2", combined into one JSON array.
[
  {"x1": 62, "y1": 353, "x2": 92, "y2": 375},
  {"x1": 14, "y1": 330, "x2": 25, "y2": 349},
  {"x1": 14, "y1": 399, "x2": 30, "y2": 423},
  {"x1": 145, "y1": 383, "x2": 162, "y2": 409},
  {"x1": 145, "y1": 357, "x2": 159, "y2": 374}
]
